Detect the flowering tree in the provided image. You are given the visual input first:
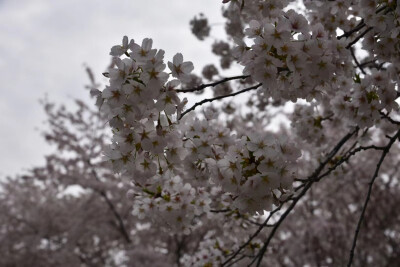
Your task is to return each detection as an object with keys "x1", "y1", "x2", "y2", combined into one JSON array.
[
  {"x1": 90, "y1": 0, "x2": 400, "y2": 265},
  {"x1": 3, "y1": 0, "x2": 400, "y2": 266}
]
